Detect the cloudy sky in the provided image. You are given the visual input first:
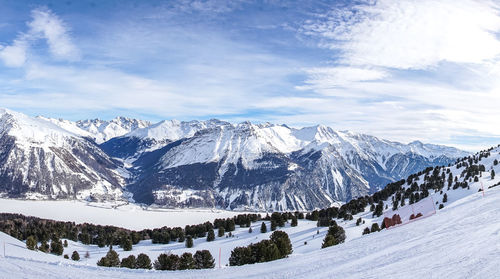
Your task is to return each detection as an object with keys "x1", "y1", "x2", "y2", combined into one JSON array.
[{"x1": 1, "y1": 0, "x2": 500, "y2": 151}]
